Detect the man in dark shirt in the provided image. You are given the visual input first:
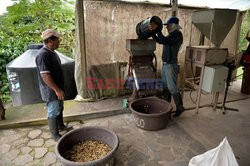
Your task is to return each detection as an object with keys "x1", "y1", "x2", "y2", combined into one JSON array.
[
  {"x1": 152, "y1": 16, "x2": 184, "y2": 117},
  {"x1": 36, "y1": 29, "x2": 67, "y2": 141}
]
